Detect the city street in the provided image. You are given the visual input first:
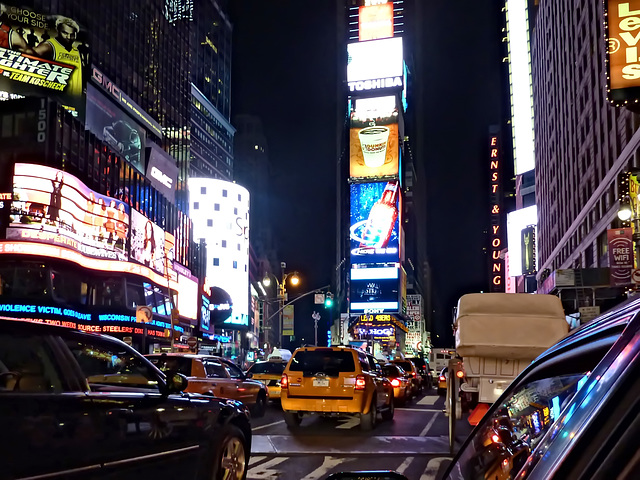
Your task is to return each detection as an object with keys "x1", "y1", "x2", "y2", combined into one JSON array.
[{"x1": 247, "y1": 389, "x2": 474, "y2": 479}]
